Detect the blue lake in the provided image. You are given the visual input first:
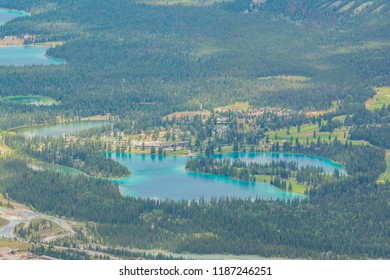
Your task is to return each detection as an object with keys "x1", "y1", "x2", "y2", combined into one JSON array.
[
  {"x1": 0, "y1": 8, "x2": 29, "y2": 25},
  {"x1": 109, "y1": 152, "x2": 345, "y2": 201},
  {"x1": 0, "y1": 8, "x2": 65, "y2": 66},
  {"x1": 0, "y1": 46, "x2": 64, "y2": 66},
  {"x1": 18, "y1": 121, "x2": 110, "y2": 138}
]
